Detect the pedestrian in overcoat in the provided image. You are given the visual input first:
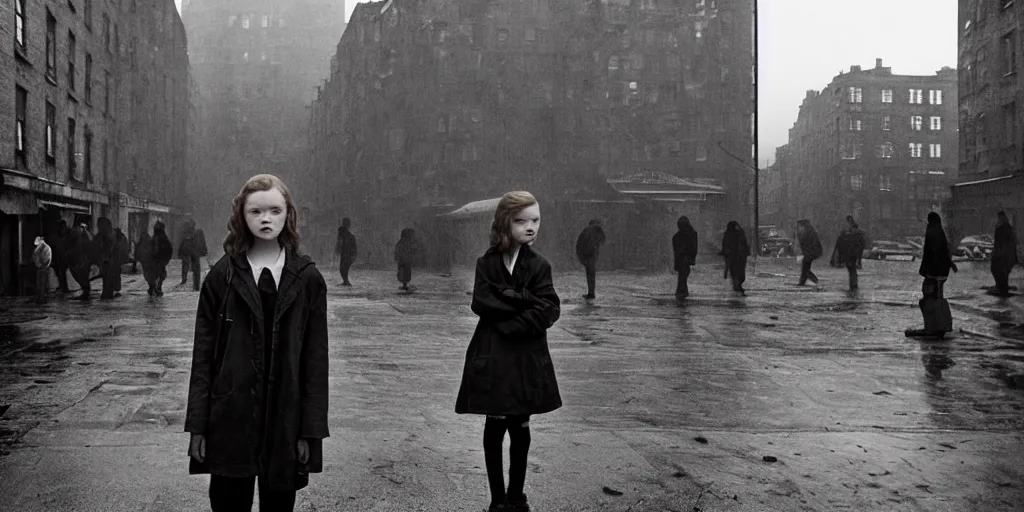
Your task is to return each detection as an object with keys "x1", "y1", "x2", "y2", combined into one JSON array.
[
  {"x1": 672, "y1": 215, "x2": 699, "y2": 298},
  {"x1": 575, "y1": 219, "x2": 606, "y2": 300},
  {"x1": 796, "y1": 219, "x2": 823, "y2": 286},
  {"x1": 719, "y1": 221, "x2": 750, "y2": 294},
  {"x1": 185, "y1": 174, "x2": 329, "y2": 511},
  {"x1": 834, "y1": 216, "x2": 867, "y2": 290},
  {"x1": 335, "y1": 217, "x2": 358, "y2": 286},
  {"x1": 141, "y1": 221, "x2": 174, "y2": 296},
  {"x1": 455, "y1": 190, "x2": 562, "y2": 512},
  {"x1": 991, "y1": 211, "x2": 1019, "y2": 296},
  {"x1": 394, "y1": 227, "x2": 419, "y2": 291}
]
